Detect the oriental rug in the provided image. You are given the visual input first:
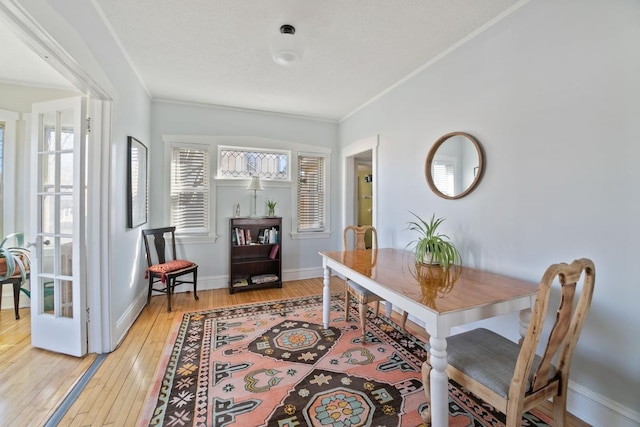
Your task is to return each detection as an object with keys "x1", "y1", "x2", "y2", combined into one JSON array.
[{"x1": 139, "y1": 294, "x2": 551, "y2": 427}]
